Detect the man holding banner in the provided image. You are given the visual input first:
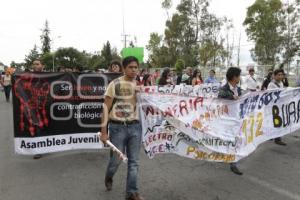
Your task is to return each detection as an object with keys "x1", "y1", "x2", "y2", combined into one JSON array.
[
  {"x1": 100, "y1": 56, "x2": 144, "y2": 200},
  {"x1": 32, "y1": 59, "x2": 45, "y2": 160},
  {"x1": 218, "y1": 67, "x2": 243, "y2": 175},
  {"x1": 267, "y1": 69, "x2": 287, "y2": 146}
]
